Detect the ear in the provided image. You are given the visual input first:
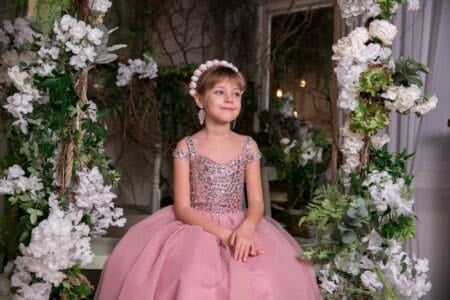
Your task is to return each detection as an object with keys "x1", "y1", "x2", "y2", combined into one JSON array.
[{"x1": 193, "y1": 94, "x2": 204, "y2": 109}]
